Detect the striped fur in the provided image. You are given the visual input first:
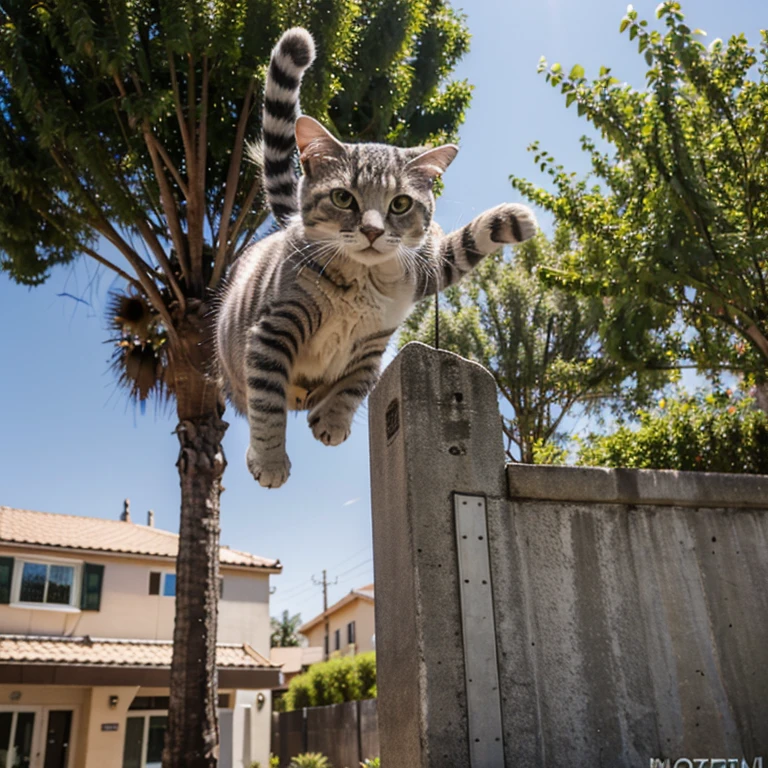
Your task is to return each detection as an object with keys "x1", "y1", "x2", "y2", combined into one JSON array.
[
  {"x1": 216, "y1": 28, "x2": 537, "y2": 488},
  {"x1": 262, "y1": 28, "x2": 316, "y2": 225}
]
